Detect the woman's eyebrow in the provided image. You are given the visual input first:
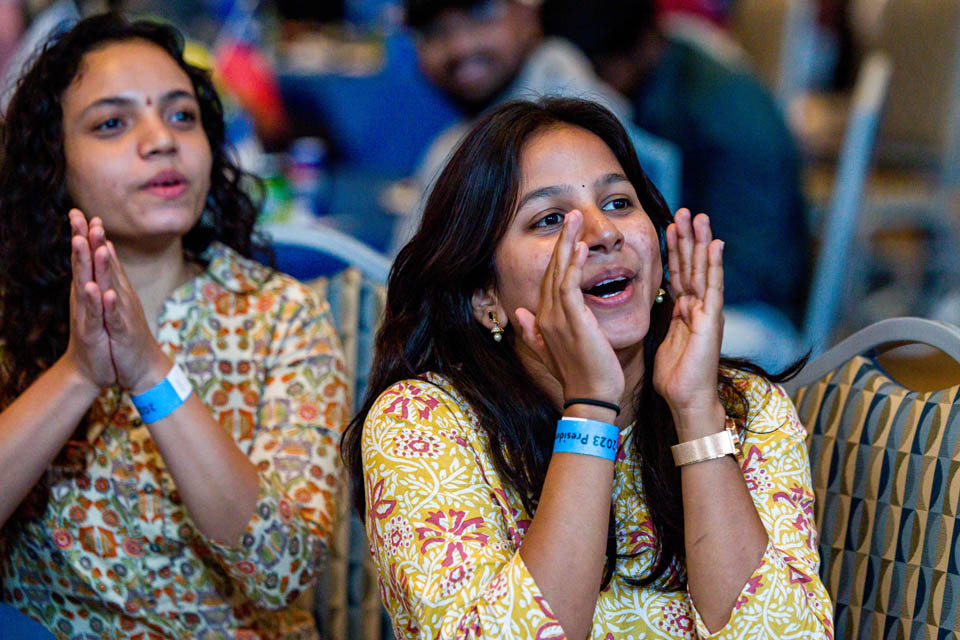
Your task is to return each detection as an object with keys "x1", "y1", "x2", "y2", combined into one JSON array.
[
  {"x1": 157, "y1": 89, "x2": 196, "y2": 106},
  {"x1": 596, "y1": 172, "x2": 630, "y2": 187},
  {"x1": 517, "y1": 184, "x2": 571, "y2": 209},
  {"x1": 80, "y1": 95, "x2": 134, "y2": 116},
  {"x1": 80, "y1": 89, "x2": 195, "y2": 117},
  {"x1": 517, "y1": 173, "x2": 631, "y2": 209}
]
